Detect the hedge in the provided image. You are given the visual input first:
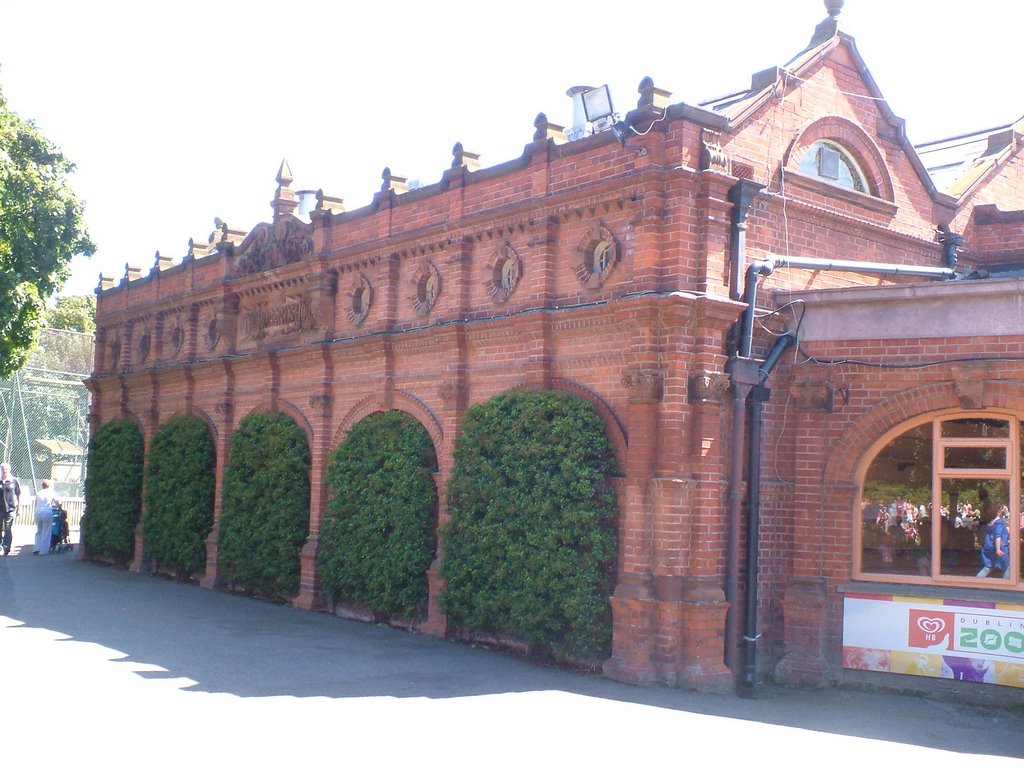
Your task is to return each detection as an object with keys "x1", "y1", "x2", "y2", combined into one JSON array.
[
  {"x1": 218, "y1": 412, "x2": 310, "y2": 600},
  {"x1": 318, "y1": 410, "x2": 439, "y2": 620},
  {"x1": 83, "y1": 418, "x2": 144, "y2": 565},
  {"x1": 143, "y1": 415, "x2": 216, "y2": 579},
  {"x1": 441, "y1": 389, "x2": 619, "y2": 662}
]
